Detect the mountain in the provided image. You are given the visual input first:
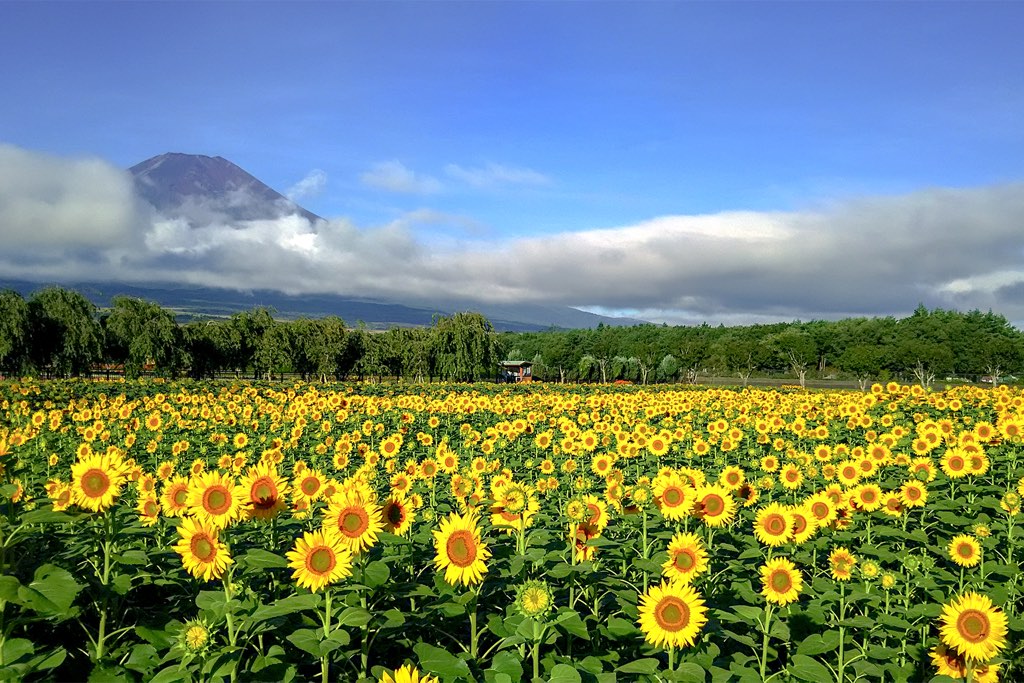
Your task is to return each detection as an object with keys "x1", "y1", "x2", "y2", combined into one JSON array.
[{"x1": 130, "y1": 152, "x2": 322, "y2": 224}]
